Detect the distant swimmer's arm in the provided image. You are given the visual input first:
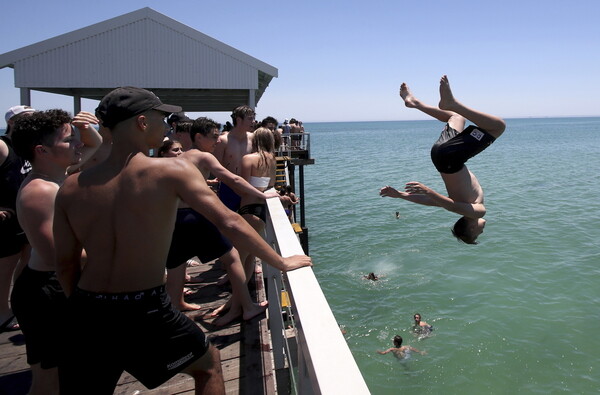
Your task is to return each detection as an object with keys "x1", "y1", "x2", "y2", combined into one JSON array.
[
  {"x1": 172, "y1": 158, "x2": 312, "y2": 272},
  {"x1": 54, "y1": 186, "x2": 83, "y2": 297},
  {"x1": 409, "y1": 346, "x2": 427, "y2": 355},
  {"x1": 404, "y1": 182, "x2": 486, "y2": 218},
  {"x1": 377, "y1": 348, "x2": 393, "y2": 355}
]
